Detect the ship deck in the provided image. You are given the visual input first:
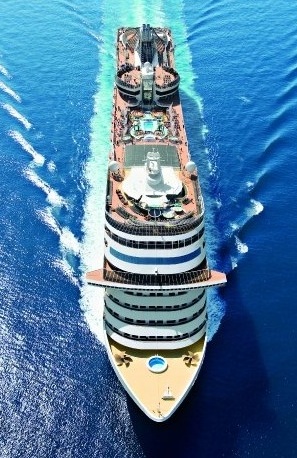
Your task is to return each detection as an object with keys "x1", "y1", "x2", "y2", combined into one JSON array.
[
  {"x1": 107, "y1": 333, "x2": 206, "y2": 421},
  {"x1": 85, "y1": 26, "x2": 227, "y2": 421},
  {"x1": 107, "y1": 29, "x2": 203, "y2": 227}
]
